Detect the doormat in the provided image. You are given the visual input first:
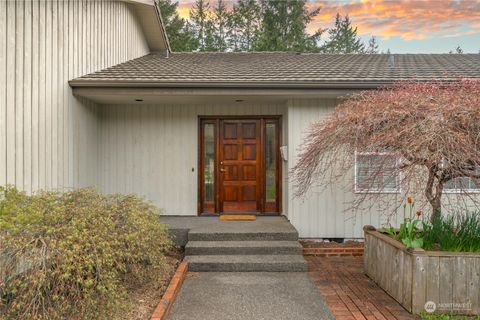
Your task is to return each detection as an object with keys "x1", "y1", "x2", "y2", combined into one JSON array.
[{"x1": 219, "y1": 215, "x2": 256, "y2": 221}]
